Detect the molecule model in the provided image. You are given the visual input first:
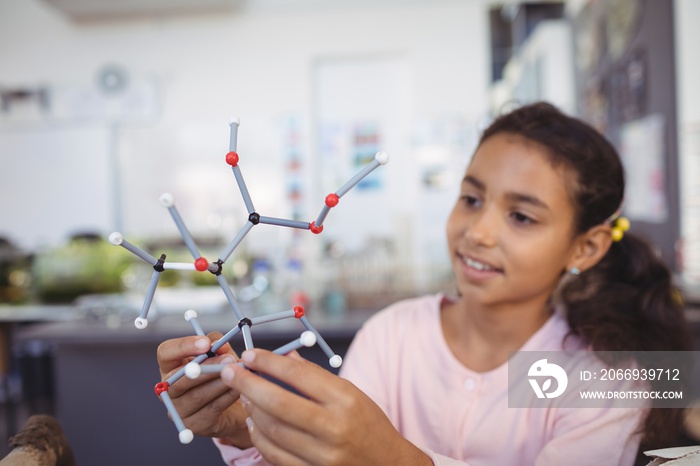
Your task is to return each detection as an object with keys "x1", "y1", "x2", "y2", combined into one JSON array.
[{"x1": 109, "y1": 117, "x2": 389, "y2": 443}]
